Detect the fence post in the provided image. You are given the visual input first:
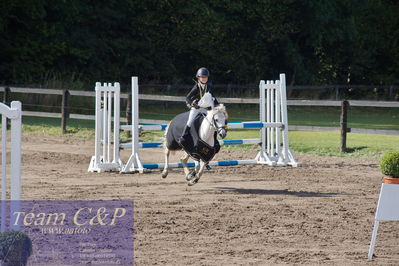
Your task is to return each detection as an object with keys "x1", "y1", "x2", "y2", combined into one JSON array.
[
  {"x1": 126, "y1": 92, "x2": 132, "y2": 138},
  {"x1": 340, "y1": 100, "x2": 349, "y2": 152},
  {"x1": 3, "y1": 87, "x2": 10, "y2": 104},
  {"x1": 61, "y1": 89, "x2": 70, "y2": 134},
  {"x1": 389, "y1": 86, "x2": 394, "y2": 101},
  {"x1": 164, "y1": 85, "x2": 171, "y2": 108},
  {"x1": 335, "y1": 86, "x2": 340, "y2": 100}
]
